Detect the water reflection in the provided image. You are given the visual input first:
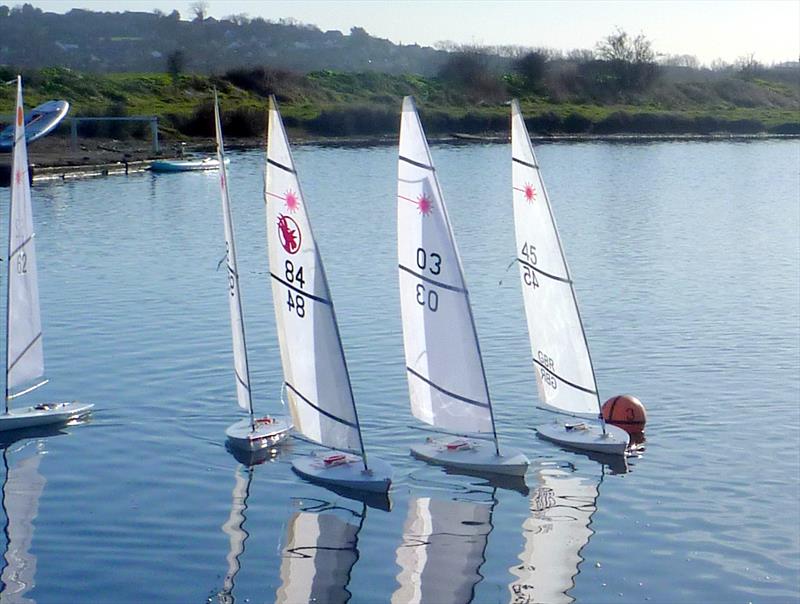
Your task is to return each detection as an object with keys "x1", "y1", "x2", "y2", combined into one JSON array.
[
  {"x1": 509, "y1": 461, "x2": 612, "y2": 604},
  {"x1": 0, "y1": 432, "x2": 58, "y2": 604},
  {"x1": 275, "y1": 499, "x2": 365, "y2": 604},
  {"x1": 217, "y1": 464, "x2": 253, "y2": 604},
  {"x1": 392, "y1": 496, "x2": 494, "y2": 604}
]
